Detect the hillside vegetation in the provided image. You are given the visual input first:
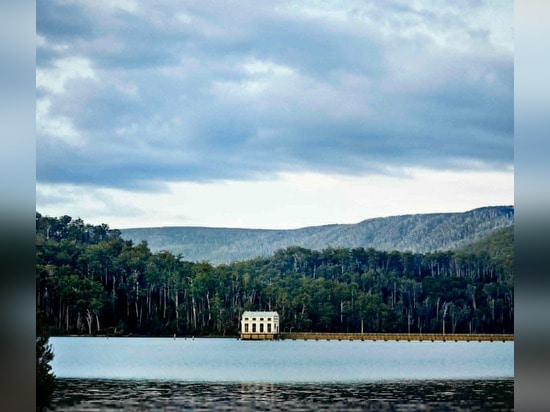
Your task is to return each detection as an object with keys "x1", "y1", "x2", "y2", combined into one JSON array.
[
  {"x1": 456, "y1": 225, "x2": 513, "y2": 271},
  {"x1": 120, "y1": 206, "x2": 514, "y2": 264},
  {"x1": 36, "y1": 211, "x2": 513, "y2": 337}
]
